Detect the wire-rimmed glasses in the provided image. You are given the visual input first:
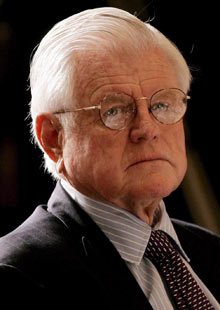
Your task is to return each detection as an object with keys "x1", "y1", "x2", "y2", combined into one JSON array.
[{"x1": 53, "y1": 88, "x2": 190, "y2": 130}]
